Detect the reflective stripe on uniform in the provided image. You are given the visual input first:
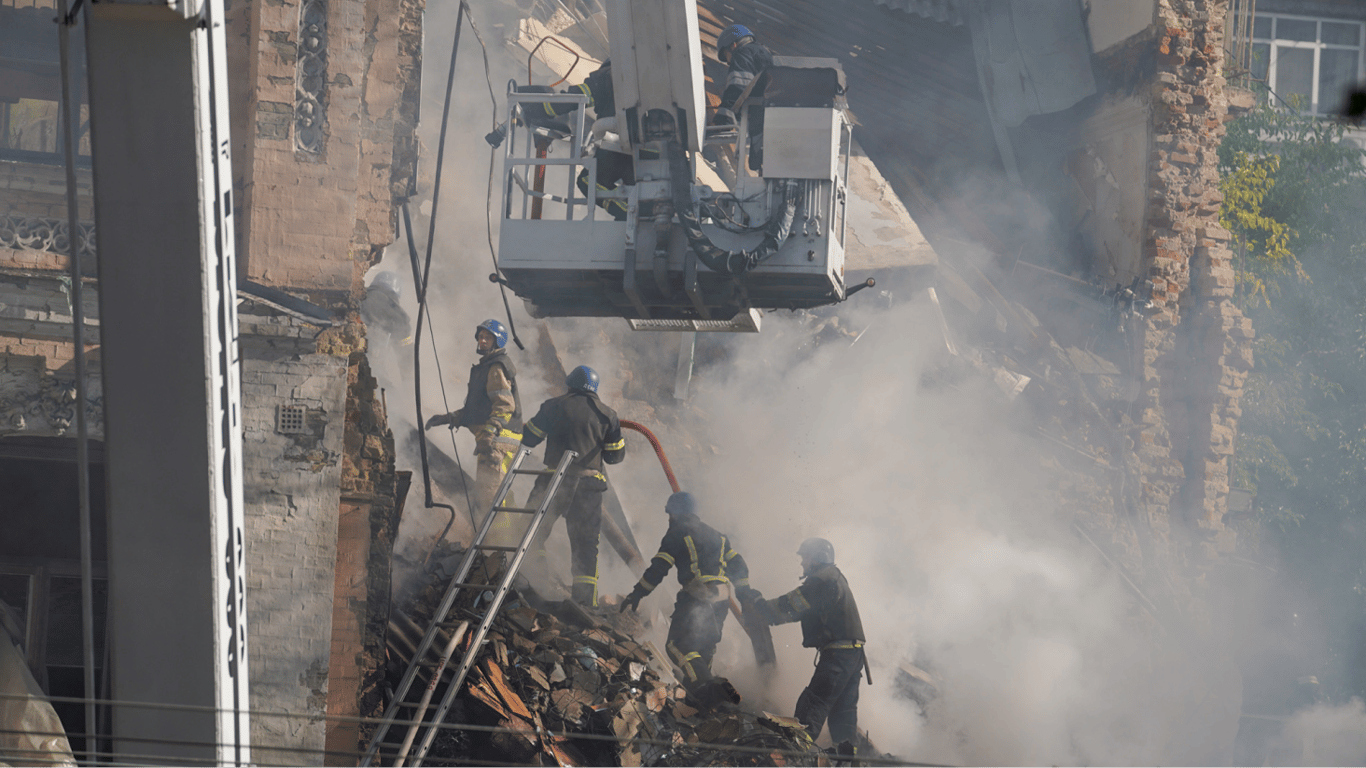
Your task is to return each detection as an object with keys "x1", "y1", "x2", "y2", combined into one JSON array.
[
  {"x1": 684, "y1": 535, "x2": 729, "y2": 585},
  {"x1": 822, "y1": 640, "x2": 863, "y2": 650},
  {"x1": 726, "y1": 69, "x2": 756, "y2": 90},
  {"x1": 656, "y1": 552, "x2": 676, "y2": 567},
  {"x1": 685, "y1": 536, "x2": 702, "y2": 581},
  {"x1": 604, "y1": 438, "x2": 625, "y2": 451},
  {"x1": 525, "y1": 421, "x2": 547, "y2": 438},
  {"x1": 596, "y1": 183, "x2": 628, "y2": 215},
  {"x1": 667, "y1": 641, "x2": 702, "y2": 682}
]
